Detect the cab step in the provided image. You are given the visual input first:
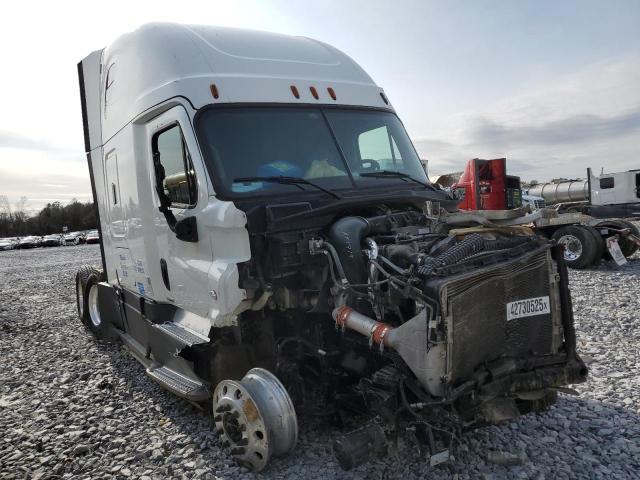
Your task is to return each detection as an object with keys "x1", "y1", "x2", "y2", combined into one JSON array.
[
  {"x1": 153, "y1": 322, "x2": 209, "y2": 347},
  {"x1": 146, "y1": 365, "x2": 210, "y2": 401}
]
